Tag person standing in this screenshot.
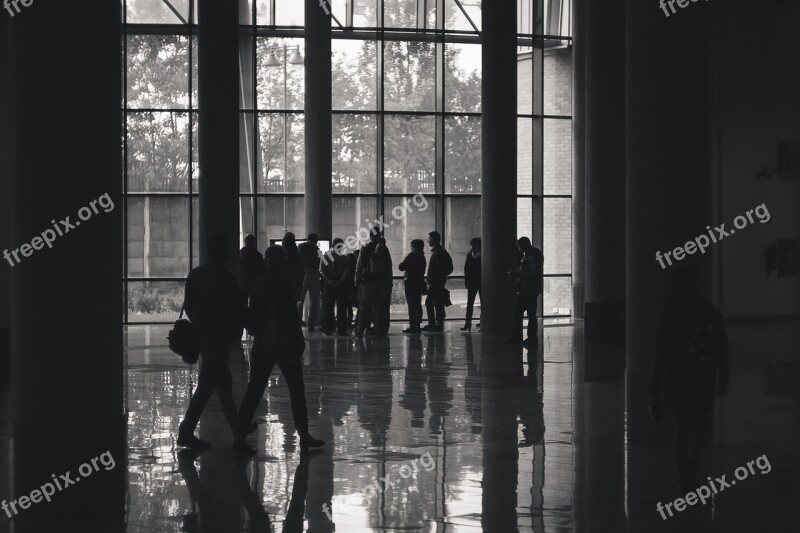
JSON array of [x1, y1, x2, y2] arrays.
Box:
[[178, 233, 242, 449], [234, 245, 325, 454], [372, 242, 392, 338], [240, 234, 265, 316], [507, 237, 543, 344], [282, 232, 305, 319], [353, 233, 381, 338], [462, 237, 482, 331], [423, 231, 453, 332], [399, 239, 426, 333], [319, 238, 349, 335], [298, 233, 322, 331]]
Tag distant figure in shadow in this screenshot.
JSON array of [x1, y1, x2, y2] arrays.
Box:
[[240, 234, 266, 317], [298, 234, 322, 331], [319, 238, 350, 336], [374, 241, 393, 338], [178, 233, 242, 449], [462, 237, 482, 331], [282, 232, 305, 320], [399, 239, 427, 333], [353, 232, 381, 339], [234, 245, 325, 454], [423, 231, 454, 332], [649, 265, 729, 492], [507, 237, 543, 345]]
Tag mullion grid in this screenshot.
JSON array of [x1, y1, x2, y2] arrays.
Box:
[[123, 1, 197, 324]]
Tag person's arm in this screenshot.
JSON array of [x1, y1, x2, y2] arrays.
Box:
[[319, 260, 333, 285], [399, 254, 409, 272]]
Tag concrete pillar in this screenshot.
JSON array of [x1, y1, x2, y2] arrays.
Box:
[[0, 15, 11, 382], [198, 0, 240, 263], [626, 0, 715, 528], [481, 2, 518, 336], [571, 0, 585, 320], [583, 0, 626, 342], [305, 0, 333, 241], [8, 1, 125, 528]]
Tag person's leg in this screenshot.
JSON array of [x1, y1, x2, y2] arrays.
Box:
[[672, 404, 694, 490], [373, 282, 388, 336], [525, 294, 539, 340], [211, 342, 239, 433], [181, 341, 220, 435], [321, 284, 334, 334], [235, 349, 275, 434], [465, 288, 477, 327], [510, 294, 524, 340], [279, 358, 325, 450], [414, 289, 423, 329], [299, 275, 310, 322], [424, 292, 436, 327], [356, 285, 373, 336], [405, 284, 417, 329], [308, 271, 321, 328], [335, 286, 349, 334]]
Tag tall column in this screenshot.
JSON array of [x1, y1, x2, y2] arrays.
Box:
[[626, 0, 714, 529], [0, 15, 11, 382], [8, 1, 124, 528], [198, 0, 240, 264], [571, 0, 585, 320], [583, 0, 626, 342], [305, 0, 333, 241], [481, 2, 517, 336]]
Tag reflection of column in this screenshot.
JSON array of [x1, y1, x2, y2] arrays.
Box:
[[305, 0, 333, 241], [480, 2, 517, 335], [198, 0, 239, 265], [8, 2, 125, 528], [571, 0, 585, 319]]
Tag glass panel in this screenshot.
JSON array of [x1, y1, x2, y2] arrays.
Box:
[[127, 35, 189, 109], [191, 113, 199, 185], [127, 197, 190, 278], [517, 197, 533, 240], [256, 0, 271, 25], [384, 115, 436, 194], [240, 112, 256, 193], [332, 40, 378, 111], [257, 197, 306, 249], [445, 197, 480, 276], [543, 197, 571, 275], [192, 197, 199, 268], [333, 114, 378, 193], [383, 41, 436, 112], [383, 0, 435, 29], [239, 34, 255, 110], [543, 118, 572, 195], [445, 116, 481, 194], [191, 36, 198, 108], [275, 0, 304, 26], [517, 43, 534, 115], [240, 0, 253, 25], [257, 38, 305, 111], [445, 0, 481, 32], [544, 49, 572, 116], [257, 113, 305, 193], [127, 281, 185, 323], [517, 117, 533, 195], [332, 197, 379, 245], [331, 0, 379, 27], [445, 43, 481, 113], [543, 276, 572, 316], [383, 196, 436, 270], [240, 196, 256, 244], [127, 112, 190, 193], [126, 0, 189, 24]]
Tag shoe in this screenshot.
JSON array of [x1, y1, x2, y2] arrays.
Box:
[[232, 437, 257, 455], [460, 324, 471, 331], [402, 327, 420, 333], [422, 324, 436, 331], [177, 433, 211, 450], [299, 434, 326, 452]]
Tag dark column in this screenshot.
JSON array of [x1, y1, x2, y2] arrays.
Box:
[[571, 0, 585, 320], [626, 0, 714, 529], [8, 1, 124, 528], [0, 15, 11, 382], [198, 0, 240, 264], [305, 0, 333, 241], [583, 0, 626, 342], [481, 3, 517, 336]]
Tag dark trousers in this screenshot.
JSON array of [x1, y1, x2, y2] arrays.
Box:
[[357, 281, 388, 336], [182, 338, 238, 433], [425, 285, 446, 326], [405, 283, 424, 328], [236, 349, 309, 436], [672, 405, 714, 488], [465, 287, 481, 325], [322, 283, 348, 334], [513, 293, 539, 340]]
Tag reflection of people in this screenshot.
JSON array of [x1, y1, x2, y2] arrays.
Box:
[[462, 237, 482, 331], [423, 231, 453, 332], [234, 245, 324, 454], [649, 265, 729, 492], [178, 233, 241, 449], [298, 233, 322, 331], [507, 237, 543, 345], [400, 239, 426, 333]]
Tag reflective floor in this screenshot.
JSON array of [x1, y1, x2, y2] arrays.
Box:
[[2, 321, 798, 532]]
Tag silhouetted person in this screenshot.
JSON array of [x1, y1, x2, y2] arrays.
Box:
[[343, 251, 358, 331], [649, 265, 729, 492], [423, 231, 453, 332], [240, 234, 265, 288], [508, 237, 543, 345], [178, 233, 241, 449], [282, 232, 305, 319], [399, 239, 427, 333], [298, 233, 322, 331], [374, 241, 393, 337], [462, 237, 482, 331], [233, 245, 324, 454], [320, 238, 349, 335], [353, 232, 382, 338]]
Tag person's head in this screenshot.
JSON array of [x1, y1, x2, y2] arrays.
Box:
[[243, 234, 257, 249], [207, 232, 233, 264], [469, 237, 481, 253], [428, 231, 441, 247], [282, 232, 299, 255], [411, 239, 425, 252], [517, 236, 533, 253], [672, 264, 699, 292], [264, 244, 287, 272], [332, 237, 344, 248], [375, 243, 387, 257], [307, 233, 319, 245], [370, 231, 382, 243]]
